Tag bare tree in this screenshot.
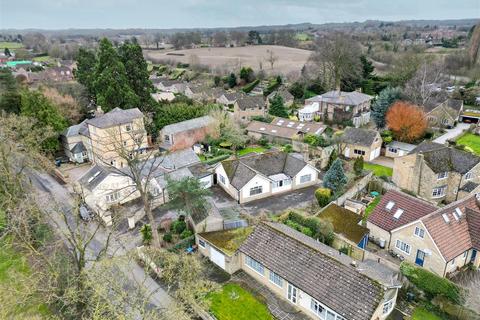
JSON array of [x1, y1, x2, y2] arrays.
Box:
[[403, 58, 447, 107], [307, 33, 362, 90], [265, 49, 278, 70], [212, 32, 228, 47]]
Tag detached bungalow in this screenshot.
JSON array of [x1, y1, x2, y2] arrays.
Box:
[[342, 127, 382, 161], [215, 151, 320, 203], [197, 222, 400, 320]]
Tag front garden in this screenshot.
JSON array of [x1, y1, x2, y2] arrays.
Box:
[[207, 283, 272, 320]]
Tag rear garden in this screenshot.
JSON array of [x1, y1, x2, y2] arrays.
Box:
[[456, 132, 480, 155], [364, 163, 393, 177]]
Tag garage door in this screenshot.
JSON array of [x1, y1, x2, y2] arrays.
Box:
[[210, 247, 226, 270]]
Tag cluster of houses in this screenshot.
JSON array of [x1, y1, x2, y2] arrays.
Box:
[[3, 59, 76, 84], [55, 73, 480, 320]]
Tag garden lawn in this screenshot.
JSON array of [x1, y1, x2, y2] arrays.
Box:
[[237, 146, 267, 156], [32, 56, 57, 63], [0, 41, 24, 49], [411, 307, 442, 320], [456, 133, 480, 155], [208, 283, 272, 320], [364, 163, 393, 177], [363, 195, 382, 222]]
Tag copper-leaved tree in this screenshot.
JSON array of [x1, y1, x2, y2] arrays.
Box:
[[386, 101, 427, 143]]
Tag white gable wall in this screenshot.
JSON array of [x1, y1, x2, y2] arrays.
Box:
[[240, 175, 271, 202], [294, 164, 318, 187]]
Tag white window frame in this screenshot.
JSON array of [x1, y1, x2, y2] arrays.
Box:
[[353, 149, 366, 156], [106, 191, 120, 203], [432, 186, 446, 198], [437, 172, 448, 180], [249, 185, 263, 196], [269, 271, 283, 288], [395, 239, 411, 255], [198, 239, 206, 248], [388, 147, 398, 153], [414, 226, 425, 239], [218, 174, 225, 185], [245, 256, 264, 276], [383, 300, 394, 315], [300, 174, 312, 184], [465, 172, 472, 180]]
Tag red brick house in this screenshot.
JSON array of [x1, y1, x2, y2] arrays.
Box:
[[159, 116, 215, 151]]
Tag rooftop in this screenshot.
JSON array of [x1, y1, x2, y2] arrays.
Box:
[[343, 127, 380, 147], [306, 90, 372, 106], [199, 227, 253, 256], [161, 115, 213, 135], [86, 107, 144, 129]]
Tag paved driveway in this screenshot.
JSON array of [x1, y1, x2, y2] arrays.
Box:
[[433, 123, 470, 144], [210, 185, 320, 217]]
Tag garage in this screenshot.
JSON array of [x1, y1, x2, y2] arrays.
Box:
[[210, 246, 226, 270]]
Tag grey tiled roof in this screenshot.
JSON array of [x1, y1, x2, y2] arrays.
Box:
[[387, 141, 416, 152], [78, 165, 113, 191], [70, 142, 86, 154], [221, 151, 309, 190], [63, 120, 89, 137], [86, 108, 144, 129], [239, 222, 384, 320], [161, 116, 213, 135], [235, 95, 265, 110], [411, 142, 480, 174], [343, 127, 380, 147], [306, 90, 372, 106], [267, 89, 294, 101]]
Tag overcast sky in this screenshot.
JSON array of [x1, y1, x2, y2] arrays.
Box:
[[1, 0, 479, 30]]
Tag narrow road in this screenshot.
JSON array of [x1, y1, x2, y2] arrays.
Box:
[[433, 123, 470, 144], [27, 169, 174, 311]]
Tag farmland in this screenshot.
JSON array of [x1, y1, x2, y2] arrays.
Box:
[[145, 45, 312, 75]]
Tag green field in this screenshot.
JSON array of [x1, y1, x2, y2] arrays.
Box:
[[412, 307, 442, 320], [208, 283, 272, 320], [32, 56, 57, 63], [364, 163, 393, 177], [295, 33, 313, 41], [0, 41, 24, 49], [456, 133, 480, 155]]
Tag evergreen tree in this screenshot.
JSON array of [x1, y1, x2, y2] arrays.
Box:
[[4, 47, 11, 57], [166, 176, 212, 218], [353, 156, 364, 176], [268, 95, 288, 118], [93, 38, 139, 112], [326, 149, 337, 170], [74, 48, 97, 98], [0, 68, 22, 114], [118, 40, 155, 112], [228, 73, 237, 88], [323, 158, 347, 194], [239, 67, 254, 83], [371, 86, 402, 128]]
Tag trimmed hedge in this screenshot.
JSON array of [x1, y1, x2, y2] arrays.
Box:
[[242, 79, 260, 93], [204, 154, 230, 165], [284, 211, 334, 245], [400, 262, 464, 304], [315, 188, 331, 207]]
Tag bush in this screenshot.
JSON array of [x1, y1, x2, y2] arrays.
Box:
[[180, 229, 193, 239], [163, 233, 173, 243], [315, 188, 331, 207], [171, 220, 187, 234], [282, 144, 293, 153], [285, 211, 334, 245], [400, 262, 464, 304], [258, 138, 269, 147], [140, 224, 153, 245], [242, 79, 260, 93], [353, 156, 364, 176]]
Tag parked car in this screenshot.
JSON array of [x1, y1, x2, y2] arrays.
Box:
[[55, 156, 69, 167], [79, 204, 93, 222]]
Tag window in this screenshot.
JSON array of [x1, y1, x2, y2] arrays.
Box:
[[441, 118, 449, 125], [245, 256, 264, 275], [414, 227, 425, 238], [218, 174, 225, 184], [432, 186, 446, 198], [249, 186, 263, 196], [465, 172, 473, 180], [463, 251, 468, 258], [123, 141, 127, 147], [451, 258, 456, 266], [310, 299, 324, 317], [383, 300, 394, 314], [164, 135, 170, 142], [151, 187, 161, 197], [269, 271, 283, 287], [125, 124, 132, 132], [284, 179, 292, 186], [300, 174, 312, 184], [354, 149, 366, 156], [437, 172, 448, 180], [198, 239, 206, 248], [105, 192, 120, 203], [395, 239, 411, 255], [388, 147, 398, 153]]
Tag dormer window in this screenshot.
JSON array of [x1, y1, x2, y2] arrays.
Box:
[[437, 172, 448, 180]]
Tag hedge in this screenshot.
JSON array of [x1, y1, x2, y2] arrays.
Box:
[[242, 79, 260, 93], [400, 262, 464, 304], [204, 154, 230, 165]]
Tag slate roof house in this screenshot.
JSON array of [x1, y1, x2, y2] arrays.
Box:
[[341, 127, 382, 161], [216, 92, 244, 108], [367, 190, 438, 249], [215, 151, 320, 203], [152, 79, 186, 93], [388, 193, 480, 277], [266, 89, 294, 108], [233, 95, 266, 123], [197, 222, 400, 320], [76, 149, 212, 226], [303, 91, 372, 127], [159, 116, 215, 151], [393, 142, 480, 203], [246, 117, 325, 144], [424, 99, 464, 128]]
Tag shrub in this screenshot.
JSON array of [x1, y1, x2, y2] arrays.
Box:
[[180, 229, 193, 239], [353, 156, 364, 176], [163, 232, 173, 243], [339, 246, 349, 255], [400, 262, 464, 304], [171, 220, 187, 234], [242, 79, 260, 93], [140, 224, 153, 245], [282, 144, 293, 153], [258, 138, 269, 147], [315, 188, 331, 207]]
